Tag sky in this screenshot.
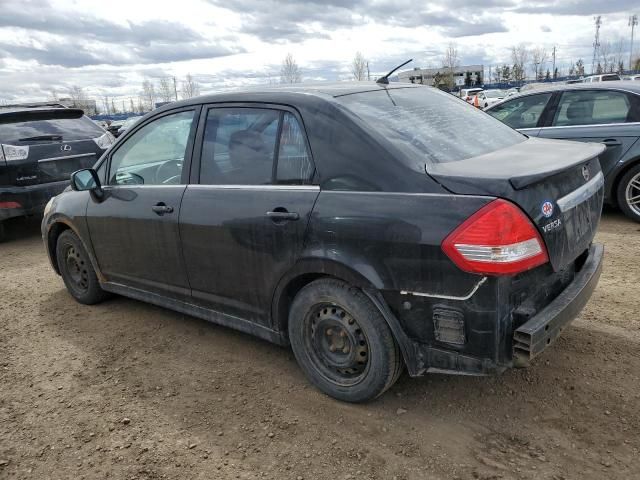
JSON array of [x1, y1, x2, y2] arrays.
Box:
[[0, 0, 638, 104]]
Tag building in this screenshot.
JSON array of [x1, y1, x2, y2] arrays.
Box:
[[398, 65, 484, 88]]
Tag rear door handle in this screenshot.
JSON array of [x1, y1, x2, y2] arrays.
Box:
[[152, 203, 174, 215], [602, 139, 622, 146], [266, 210, 299, 221]]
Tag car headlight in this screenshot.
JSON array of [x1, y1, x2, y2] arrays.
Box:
[[92, 132, 115, 150]]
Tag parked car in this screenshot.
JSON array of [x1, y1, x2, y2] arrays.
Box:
[[622, 75, 640, 81], [0, 105, 114, 240], [107, 120, 125, 137], [475, 89, 506, 109], [43, 83, 604, 402], [583, 74, 621, 82], [506, 87, 520, 97], [94, 120, 110, 130], [459, 87, 483, 103], [566, 78, 584, 84], [117, 116, 142, 136], [485, 81, 640, 221]]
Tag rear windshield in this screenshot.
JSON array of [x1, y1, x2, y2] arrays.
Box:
[[337, 87, 525, 165], [0, 115, 103, 144]]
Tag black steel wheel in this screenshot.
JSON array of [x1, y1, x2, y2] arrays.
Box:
[[56, 230, 109, 305], [289, 278, 402, 403]]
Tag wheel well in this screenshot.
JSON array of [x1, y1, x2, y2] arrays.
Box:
[[47, 222, 71, 274], [611, 158, 640, 207], [274, 273, 332, 338]]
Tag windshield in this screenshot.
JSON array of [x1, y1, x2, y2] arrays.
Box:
[[0, 115, 103, 143], [337, 87, 525, 165], [485, 90, 505, 98]]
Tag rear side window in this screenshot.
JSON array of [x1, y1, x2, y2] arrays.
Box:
[[486, 93, 552, 129], [0, 115, 103, 143], [338, 87, 525, 165], [553, 90, 631, 126], [199, 108, 314, 185]]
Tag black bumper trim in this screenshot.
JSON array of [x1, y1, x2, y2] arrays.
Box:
[[513, 244, 604, 367], [0, 180, 69, 220]]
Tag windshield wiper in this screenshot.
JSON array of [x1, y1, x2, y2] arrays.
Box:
[[18, 134, 63, 142]]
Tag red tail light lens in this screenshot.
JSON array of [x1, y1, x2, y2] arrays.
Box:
[[442, 199, 549, 275]]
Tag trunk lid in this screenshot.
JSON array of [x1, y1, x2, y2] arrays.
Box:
[[427, 137, 605, 271]]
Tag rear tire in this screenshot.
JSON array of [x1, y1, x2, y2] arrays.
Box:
[[288, 278, 402, 403], [56, 230, 109, 305], [616, 164, 640, 223], [0, 221, 5, 242]]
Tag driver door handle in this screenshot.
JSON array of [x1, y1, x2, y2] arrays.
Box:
[[266, 209, 299, 221], [152, 202, 174, 215]]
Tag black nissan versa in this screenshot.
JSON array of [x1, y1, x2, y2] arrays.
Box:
[[42, 82, 605, 402], [0, 105, 114, 240]]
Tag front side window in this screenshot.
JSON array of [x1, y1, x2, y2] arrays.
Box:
[[200, 108, 314, 185], [553, 90, 631, 126], [485, 93, 552, 129], [108, 110, 194, 185]]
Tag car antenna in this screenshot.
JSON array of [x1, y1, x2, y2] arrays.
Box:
[[376, 59, 413, 85]]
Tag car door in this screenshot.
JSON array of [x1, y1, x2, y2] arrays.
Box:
[[179, 105, 319, 326], [536, 89, 640, 176], [86, 107, 199, 300], [484, 92, 554, 137]]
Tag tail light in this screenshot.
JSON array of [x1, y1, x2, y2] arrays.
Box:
[[442, 199, 549, 275]]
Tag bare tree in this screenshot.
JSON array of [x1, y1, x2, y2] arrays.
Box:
[[280, 53, 302, 83], [511, 44, 528, 83], [158, 77, 174, 102], [530, 47, 547, 81], [181, 74, 200, 99], [351, 52, 368, 81], [442, 43, 459, 89], [599, 40, 611, 72], [111, 98, 117, 114], [49, 90, 59, 101], [142, 80, 156, 110], [612, 38, 626, 73], [102, 96, 110, 115], [68, 85, 86, 107], [129, 98, 135, 113]]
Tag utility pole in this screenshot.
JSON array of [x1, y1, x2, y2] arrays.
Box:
[[173, 76, 178, 101], [630, 15, 638, 73], [552, 46, 556, 79], [592, 16, 602, 75], [366, 61, 370, 81]]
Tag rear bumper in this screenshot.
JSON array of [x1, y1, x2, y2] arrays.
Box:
[[512, 243, 604, 367], [0, 180, 69, 221]]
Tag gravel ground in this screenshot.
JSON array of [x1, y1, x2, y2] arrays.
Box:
[[1, 208, 639, 480]]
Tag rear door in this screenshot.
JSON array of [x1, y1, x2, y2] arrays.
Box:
[[485, 92, 554, 137], [86, 108, 198, 300], [0, 109, 108, 187], [537, 89, 640, 176], [179, 105, 319, 326]]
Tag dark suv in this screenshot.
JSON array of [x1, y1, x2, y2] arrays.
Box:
[[43, 83, 604, 402], [0, 105, 114, 239]]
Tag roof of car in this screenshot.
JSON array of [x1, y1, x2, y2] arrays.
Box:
[[507, 80, 640, 97], [158, 81, 423, 112]]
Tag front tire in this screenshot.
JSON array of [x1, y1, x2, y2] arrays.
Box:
[[288, 279, 402, 403], [56, 230, 109, 305], [616, 164, 640, 222]]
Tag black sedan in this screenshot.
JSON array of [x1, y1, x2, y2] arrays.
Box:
[[42, 83, 604, 402]]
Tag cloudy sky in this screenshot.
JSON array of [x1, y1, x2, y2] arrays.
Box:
[[0, 0, 638, 104]]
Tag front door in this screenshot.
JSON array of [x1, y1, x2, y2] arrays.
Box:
[[179, 106, 319, 326], [537, 89, 640, 176], [86, 108, 198, 300]]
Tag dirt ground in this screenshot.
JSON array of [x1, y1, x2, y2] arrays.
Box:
[[1, 209, 639, 480]]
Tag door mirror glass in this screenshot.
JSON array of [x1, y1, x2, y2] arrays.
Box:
[[71, 168, 101, 192]]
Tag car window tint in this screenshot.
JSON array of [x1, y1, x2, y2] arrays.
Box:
[[276, 112, 314, 184], [200, 108, 279, 185], [553, 90, 631, 126], [485, 93, 552, 129], [0, 116, 104, 144], [108, 110, 194, 186], [339, 88, 525, 165]]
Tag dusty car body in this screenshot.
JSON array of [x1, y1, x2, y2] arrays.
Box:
[[42, 83, 604, 402]]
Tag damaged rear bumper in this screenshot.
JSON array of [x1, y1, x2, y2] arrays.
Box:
[[512, 243, 604, 367]]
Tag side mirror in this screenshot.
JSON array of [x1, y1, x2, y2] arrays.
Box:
[[70, 169, 103, 197]]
